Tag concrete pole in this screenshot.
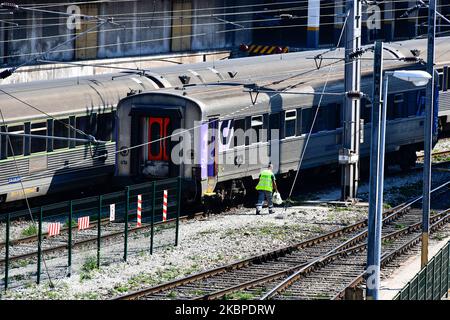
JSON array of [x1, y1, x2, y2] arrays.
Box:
[[366, 41, 385, 300], [307, 0, 320, 48], [341, 0, 362, 201], [422, 0, 437, 269]]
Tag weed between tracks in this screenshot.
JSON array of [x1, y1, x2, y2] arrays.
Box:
[[80, 256, 98, 281], [21, 224, 37, 237]]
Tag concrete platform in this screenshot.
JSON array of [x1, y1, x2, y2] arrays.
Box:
[[380, 235, 450, 300]]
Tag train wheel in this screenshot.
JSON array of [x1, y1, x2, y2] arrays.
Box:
[[399, 147, 417, 172]]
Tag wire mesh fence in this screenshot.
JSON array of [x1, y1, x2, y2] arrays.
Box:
[[394, 240, 450, 300], [0, 177, 181, 290]]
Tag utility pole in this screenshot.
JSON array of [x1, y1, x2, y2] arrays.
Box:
[[366, 41, 384, 300], [422, 0, 436, 268], [341, 0, 362, 201]]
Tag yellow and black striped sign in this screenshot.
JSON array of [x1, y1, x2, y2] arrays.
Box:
[[246, 44, 289, 55]]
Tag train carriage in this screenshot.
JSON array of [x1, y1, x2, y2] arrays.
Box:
[[115, 40, 448, 203]]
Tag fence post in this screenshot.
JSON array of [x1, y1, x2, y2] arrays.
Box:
[[175, 177, 181, 246], [123, 187, 129, 262], [4, 213, 10, 290], [150, 182, 155, 255], [68, 201, 73, 277], [97, 195, 102, 268], [37, 208, 43, 284]]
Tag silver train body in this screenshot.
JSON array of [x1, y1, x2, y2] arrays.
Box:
[[0, 52, 339, 204], [2, 37, 450, 204], [115, 37, 450, 202]]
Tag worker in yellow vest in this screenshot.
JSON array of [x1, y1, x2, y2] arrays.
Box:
[[255, 163, 278, 215]]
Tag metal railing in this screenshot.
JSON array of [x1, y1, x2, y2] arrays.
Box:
[[394, 240, 450, 300], [1, 177, 182, 290]]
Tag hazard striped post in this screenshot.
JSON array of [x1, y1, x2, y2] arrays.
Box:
[[137, 194, 142, 227], [162, 190, 168, 222], [78, 216, 90, 230]]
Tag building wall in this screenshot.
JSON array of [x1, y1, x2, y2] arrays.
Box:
[[0, 0, 250, 67], [0, 0, 447, 68]]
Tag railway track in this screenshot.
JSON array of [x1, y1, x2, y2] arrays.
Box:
[[0, 211, 204, 267], [114, 181, 450, 300], [417, 150, 450, 162]]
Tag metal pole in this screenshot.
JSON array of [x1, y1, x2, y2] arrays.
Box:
[[124, 187, 129, 261], [151, 182, 155, 255], [175, 177, 181, 246], [68, 201, 73, 277], [97, 195, 102, 268], [37, 208, 43, 284], [422, 0, 436, 269], [4, 213, 10, 290], [366, 41, 384, 300], [341, 0, 362, 201]]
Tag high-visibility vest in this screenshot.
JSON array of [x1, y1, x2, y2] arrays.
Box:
[[256, 170, 274, 192]]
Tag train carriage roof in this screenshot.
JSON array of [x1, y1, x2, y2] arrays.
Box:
[[120, 36, 450, 118]]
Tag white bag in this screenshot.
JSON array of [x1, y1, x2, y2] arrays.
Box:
[[272, 192, 283, 205]]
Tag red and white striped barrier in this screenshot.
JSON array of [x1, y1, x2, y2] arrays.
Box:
[[137, 194, 142, 227], [78, 216, 90, 231], [163, 190, 168, 222], [47, 222, 61, 237]]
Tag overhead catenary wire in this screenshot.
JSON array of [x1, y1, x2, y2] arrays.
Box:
[[282, 8, 351, 211]]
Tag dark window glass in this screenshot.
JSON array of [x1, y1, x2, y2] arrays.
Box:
[[220, 120, 234, 146], [251, 115, 263, 143], [285, 110, 296, 137], [302, 108, 313, 134], [394, 94, 404, 119], [233, 119, 245, 147], [150, 121, 161, 157], [76, 115, 95, 146], [54, 119, 69, 150], [7, 125, 24, 157], [30, 122, 47, 154], [97, 113, 113, 142]]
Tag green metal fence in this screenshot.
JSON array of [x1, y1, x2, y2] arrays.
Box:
[[394, 240, 450, 300], [0, 177, 182, 290]]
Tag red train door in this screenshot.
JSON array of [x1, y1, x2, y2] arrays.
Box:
[[142, 116, 171, 177]]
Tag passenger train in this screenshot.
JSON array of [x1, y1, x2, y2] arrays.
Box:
[[1, 37, 449, 205], [115, 37, 450, 204]]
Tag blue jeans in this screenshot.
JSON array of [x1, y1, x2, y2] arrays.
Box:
[[256, 190, 273, 213]]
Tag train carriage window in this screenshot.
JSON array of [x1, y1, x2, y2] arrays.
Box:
[[76, 115, 96, 146], [54, 119, 69, 150], [362, 99, 372, 123], [30, 122, 47, 154], [285, 110, 297, 138], [251, 115, 263, 144], [7, 125, 24, 157], [302, 108, 313, 134], [150, 119, 162, 159], [394, 94, 404, 119], [220, 119, 234, 146], [97, 113, 113, 142], [233, 118, 245, 147]]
